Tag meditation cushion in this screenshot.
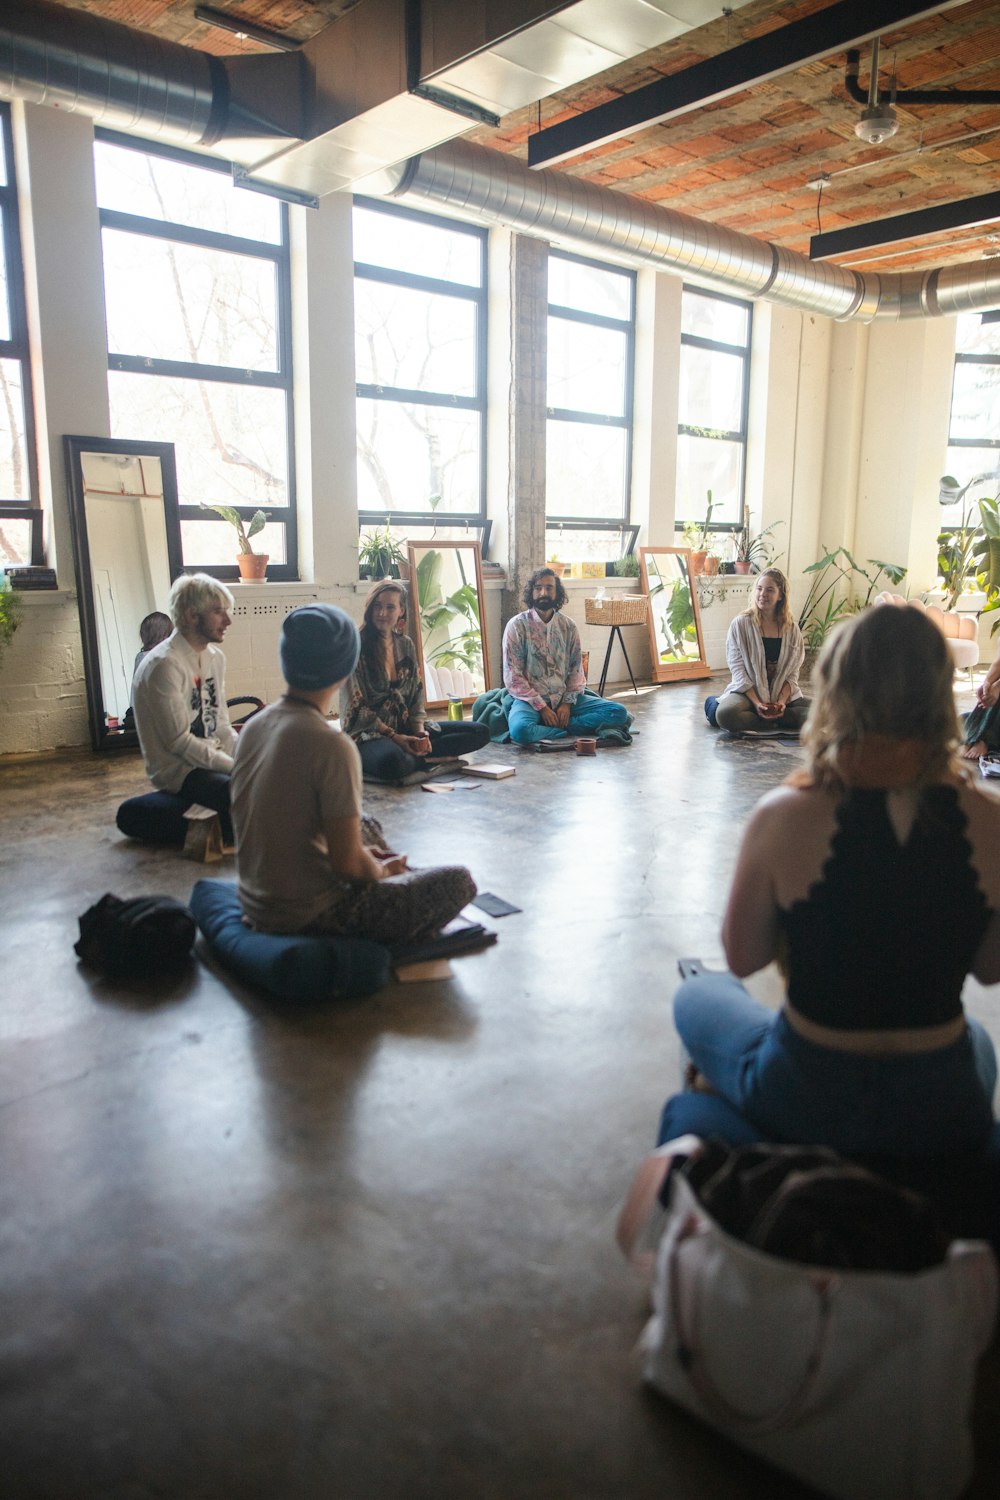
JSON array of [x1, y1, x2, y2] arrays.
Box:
[[116, 791, 189, 846], [189, 878, 391, 1001]]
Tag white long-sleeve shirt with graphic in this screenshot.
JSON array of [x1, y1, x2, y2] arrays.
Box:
[[132, 630, 236, 792]]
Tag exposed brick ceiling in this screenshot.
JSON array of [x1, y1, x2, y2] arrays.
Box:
[[55, 0, 1000, 273]]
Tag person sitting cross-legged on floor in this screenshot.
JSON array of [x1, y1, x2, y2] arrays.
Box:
[[232, 604, 476, 947], [502, 567, 630, 745], [339, 580, 489, 783], [960, 637, 1000, 761], [707, 568, 810, 736], [131, 573, 237, 842], [672, 604, 1000, 1163]]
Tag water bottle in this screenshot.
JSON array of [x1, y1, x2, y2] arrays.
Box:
[[447, 697, 463, 722]]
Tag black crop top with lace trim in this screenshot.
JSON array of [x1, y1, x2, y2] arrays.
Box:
[[777, 785, 992, 1030]]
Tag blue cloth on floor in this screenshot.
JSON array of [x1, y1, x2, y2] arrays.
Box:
[[473, 686, 634, 743], [189, 879, 391, 1001]]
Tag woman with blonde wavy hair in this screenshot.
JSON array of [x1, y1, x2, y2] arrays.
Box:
[[669, 603, 1000, 1159], [708, 567, 810, 736]]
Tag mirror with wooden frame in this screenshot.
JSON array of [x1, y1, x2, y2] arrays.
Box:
[[406, 540, 490, 708], [65, 436, 182, 751], [639, 547, 711, 682]]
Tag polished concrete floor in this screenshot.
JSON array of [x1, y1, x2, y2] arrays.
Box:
[[3, 678, 1000, 1500]]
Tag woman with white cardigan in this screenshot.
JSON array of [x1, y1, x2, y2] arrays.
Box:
[[710, 569, 810, 735]]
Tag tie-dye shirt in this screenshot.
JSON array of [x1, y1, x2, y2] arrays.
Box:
[[502, 609, 586, 711]]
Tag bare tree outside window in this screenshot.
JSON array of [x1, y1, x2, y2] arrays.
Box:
[[95, 135, 295, 576]]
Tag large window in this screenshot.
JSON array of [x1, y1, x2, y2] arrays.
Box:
[[95, 131, 296, 579], [941, 312, 1000, 528], [353, 199, 487, 549], [546, 250, 635, 562], [676, 286, 751, 532], [0, 102, 40, 567]]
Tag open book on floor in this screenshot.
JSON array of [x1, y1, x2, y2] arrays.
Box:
[[391, 912, 498, 966], [979, 756, 1000, 779]]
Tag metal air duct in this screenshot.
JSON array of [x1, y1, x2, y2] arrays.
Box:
[[370, 139, 1000, 323]]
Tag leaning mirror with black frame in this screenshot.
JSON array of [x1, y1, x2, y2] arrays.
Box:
[[65, 436, 182, 751], [405, 540, 490, 707], [639, 546, 711, 682]]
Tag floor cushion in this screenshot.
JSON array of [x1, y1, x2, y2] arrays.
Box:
[[189, 878, 391, 1001], [116, 791, 189, 846]]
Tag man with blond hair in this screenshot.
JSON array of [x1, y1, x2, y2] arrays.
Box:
[[131, 572, 237, 841]]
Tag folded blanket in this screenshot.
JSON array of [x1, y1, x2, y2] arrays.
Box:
[[472, 687, 634, 742]]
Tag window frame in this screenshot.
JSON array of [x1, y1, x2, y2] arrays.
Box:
[[95, 128, 297, 581], [545, 247, 636, 548], [353, 196, 488, 542], [0, 101, 42, 562], [946, 320, 1000, 477], [675, 284, 752, 534]]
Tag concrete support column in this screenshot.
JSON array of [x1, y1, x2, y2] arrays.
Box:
[[290, 189, 359, 589], [14, 103, 109, 577], [632, 269, 681, 545], [503, 233, 548, 628]]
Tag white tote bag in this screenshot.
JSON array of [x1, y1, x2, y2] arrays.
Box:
[[641, 1169, 998, 1500]]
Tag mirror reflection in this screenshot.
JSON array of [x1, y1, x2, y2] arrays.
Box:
[[406, 541, 490, 706], [65, 436, 181, 750], [639, 547, 711, 682]]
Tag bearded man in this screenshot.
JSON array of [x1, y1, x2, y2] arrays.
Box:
[[501, 567, 630, 745]]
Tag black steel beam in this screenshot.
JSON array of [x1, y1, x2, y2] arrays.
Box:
[[527, 0, 964, 169], [810, 188, 1000, 259]]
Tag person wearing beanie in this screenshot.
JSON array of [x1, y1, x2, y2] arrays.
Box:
[[340, 580, 490, 784], [231, 604, 476, 945]]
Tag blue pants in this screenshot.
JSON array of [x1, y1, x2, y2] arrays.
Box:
[[672, 972, 997, 1158], [507, 695, 629, 745]]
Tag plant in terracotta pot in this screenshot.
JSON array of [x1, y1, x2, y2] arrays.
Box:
[[682, 491, 716, 575], [200, 503, 269, 580]]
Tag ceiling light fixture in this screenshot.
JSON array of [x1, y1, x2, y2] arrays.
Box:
[[854, 37, 898, 145]]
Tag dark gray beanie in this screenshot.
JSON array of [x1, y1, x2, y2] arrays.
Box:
[[280, 604, 360, 690]]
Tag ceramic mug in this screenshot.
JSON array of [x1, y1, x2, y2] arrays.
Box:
[[575, 737, 597, 756]]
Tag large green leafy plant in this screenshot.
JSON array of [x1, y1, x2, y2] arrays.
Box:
[[797, 547, 907, 651], [200, 503, 267, 554], [936, 480, 1000, 617], [415, 549, 483, 674], [0, 584, 22, 667]]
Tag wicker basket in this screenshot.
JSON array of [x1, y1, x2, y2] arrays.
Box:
[[584, 595, 649, 626]]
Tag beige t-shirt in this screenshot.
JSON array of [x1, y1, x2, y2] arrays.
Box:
[[231, 695, 362, 932]]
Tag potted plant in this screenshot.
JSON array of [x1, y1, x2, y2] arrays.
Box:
[[682, 490, 717, 575], [0, 578, 22, 669], [612, 553, 640, 578], [358, 523, 407, 580], [200, 503, 269, 581], [731, 513, 784, 575], [797, 546, 907, 653], [936, 475, 1000, 614]]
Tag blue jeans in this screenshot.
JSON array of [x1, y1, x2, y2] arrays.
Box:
[[672, 973, 997, 1158], [507, 695, 629, 744]]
